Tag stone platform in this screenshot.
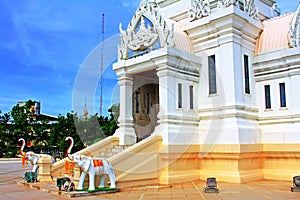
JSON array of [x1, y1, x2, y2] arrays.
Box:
[[3, 159, 300, 199], [17, 180, 119, 198]]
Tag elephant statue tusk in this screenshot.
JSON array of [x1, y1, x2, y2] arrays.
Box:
[[65, 136, 74, 161]]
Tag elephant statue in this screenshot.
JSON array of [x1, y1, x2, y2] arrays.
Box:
[[18, 138, 55, 173], [65, 136, 116, 191]]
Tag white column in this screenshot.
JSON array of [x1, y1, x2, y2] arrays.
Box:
[[113, 74, 136, 145], [153, 65, 180, 144]]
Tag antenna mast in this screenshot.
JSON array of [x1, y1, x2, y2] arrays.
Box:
[[100, 13, 104, 116]]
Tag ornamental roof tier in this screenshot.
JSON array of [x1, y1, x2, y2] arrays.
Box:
[[164, 17, 194, 53], [256, 12, 296, 54]]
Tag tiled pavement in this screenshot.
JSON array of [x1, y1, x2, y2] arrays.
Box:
[[1, 159, 300, 200], [96, 181, 300, 200]]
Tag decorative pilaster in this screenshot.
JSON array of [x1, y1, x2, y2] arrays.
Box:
[[153, 64, 177, 144], [153, 55, 200, 145], [113, 75, 136, 145]]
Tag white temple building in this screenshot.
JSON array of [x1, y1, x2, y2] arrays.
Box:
[[111, 0, 300, 184], [52, 0, 300, 187]]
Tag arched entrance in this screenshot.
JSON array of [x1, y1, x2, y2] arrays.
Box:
[[132, 70, 159, 142]]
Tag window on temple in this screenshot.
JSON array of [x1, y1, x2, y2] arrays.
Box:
[[135, 92, 140, 113], [279, 83, 286, 108], [189, 85, 194, 109], [264, 85, 271, 109], [178, 83, 182, 109], [208, 55, 217, 95], [244, 54, 250, 94]]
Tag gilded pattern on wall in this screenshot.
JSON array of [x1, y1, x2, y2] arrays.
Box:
[[118, 0, 174, 60]]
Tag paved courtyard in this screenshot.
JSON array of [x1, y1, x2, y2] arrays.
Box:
[[1, 159, 300, 200]]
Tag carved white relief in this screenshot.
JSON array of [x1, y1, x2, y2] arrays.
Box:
[[244, 0, 258, 19], [118, 0, 174, 60], [218, 0, 258, 20], [127, 16, 159, 51], [290, 4, 300, 48], [189, 0, 211, 21], [217, 0, 238, 8]]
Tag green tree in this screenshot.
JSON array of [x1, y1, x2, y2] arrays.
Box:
[[76, 114, 105, 146], [10, 100, 51, 155], [1, 100, 120, 158], [92, 104, 119, 139], [0, 110, 11, 157], [49, 112, 84, 157]]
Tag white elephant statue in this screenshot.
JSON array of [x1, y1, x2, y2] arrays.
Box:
[[65, 136, 116, 191], [18, 138, 55, 173]]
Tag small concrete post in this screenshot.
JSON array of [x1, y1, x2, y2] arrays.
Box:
[[37, 155, 53, 182]]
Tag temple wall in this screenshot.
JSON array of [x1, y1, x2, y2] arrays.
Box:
[[105, 136, 300, 187], [107, 0, 300, 188]]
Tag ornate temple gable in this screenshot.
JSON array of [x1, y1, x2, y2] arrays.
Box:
[[290, 4, 300, 48], [189, 0, 211, 21], [127, 16, 159, 51], [118, 0, 175, 60], [217, 0, 258, 20]]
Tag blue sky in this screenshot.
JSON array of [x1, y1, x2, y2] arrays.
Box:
[[0, 0, 298, 117]]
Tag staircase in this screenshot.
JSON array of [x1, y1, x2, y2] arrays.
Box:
[[58, 145, 131, 178], [51, 135, 164, 189], [99, 145, 132, 158]]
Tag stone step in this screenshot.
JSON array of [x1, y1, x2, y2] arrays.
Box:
[[98, 145, 131, 158]]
